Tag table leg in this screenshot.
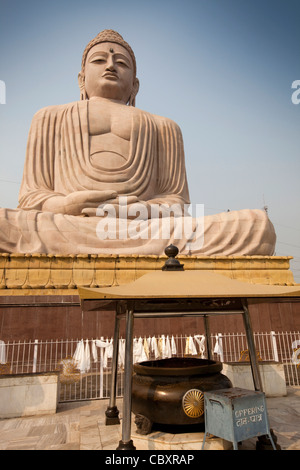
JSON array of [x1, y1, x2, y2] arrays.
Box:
[[201, 432, 208, 450], [117, 309, 136, 450], [203, 315, 213, 360], [105, 313, 121, 425], [242, 300, 263, 392]]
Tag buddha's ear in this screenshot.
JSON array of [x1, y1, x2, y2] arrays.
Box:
[[78, 71, 87, 100], [129, 77, 140, 106]]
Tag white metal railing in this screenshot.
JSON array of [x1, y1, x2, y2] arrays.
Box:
[[0, 331, 299, 402]]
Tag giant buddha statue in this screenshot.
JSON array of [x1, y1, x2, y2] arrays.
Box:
[[0, 30, 276, 255]]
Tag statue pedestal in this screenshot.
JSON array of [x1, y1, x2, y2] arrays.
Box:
[[0, 253, 295, 295], [0, 253, 297, 341]]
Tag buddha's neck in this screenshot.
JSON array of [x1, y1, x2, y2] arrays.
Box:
[[89, 96, 128, 106]]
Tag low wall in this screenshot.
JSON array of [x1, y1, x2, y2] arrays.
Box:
[[222, 362, 287, 397], [0, 371, 59, 418], [0, 295, 300, 341]]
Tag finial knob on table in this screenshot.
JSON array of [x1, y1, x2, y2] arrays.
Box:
[[162, 244, 184, 271]]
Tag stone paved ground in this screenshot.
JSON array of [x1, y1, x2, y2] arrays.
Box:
[[0, 388, 299, 450]]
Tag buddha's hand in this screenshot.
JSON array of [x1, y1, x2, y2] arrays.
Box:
[[42, 190, 118, 216], [81, 197, 183, 219], [81, 196, 144, 218]]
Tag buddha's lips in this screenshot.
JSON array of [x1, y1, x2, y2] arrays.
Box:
[[102, 72, 118, 79]]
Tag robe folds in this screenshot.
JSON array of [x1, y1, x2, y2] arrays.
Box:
[[18, 100, 190, 211], [0, 100, 276, 255]]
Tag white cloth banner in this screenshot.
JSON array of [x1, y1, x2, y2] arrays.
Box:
[[171, 336, 177, 355], [133, 337, 148, 363], [194, 335, 206, 358], [150, 336, 160, 359], [118, 339, 125, 368], [73, 339, 91, 373], [91, 340, 98, 362], [165, 336, 172, 358], [72, 334, 208, 373], [95, 339, 113, 368], [213, 334, 224, 361], [84, 339, 91, 373], [160, 335, 172, 359], [143, 337, 150, 359], [185, 336, 198, 355]]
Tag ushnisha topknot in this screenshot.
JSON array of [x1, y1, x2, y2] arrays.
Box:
[[81, 29, 137, 76]]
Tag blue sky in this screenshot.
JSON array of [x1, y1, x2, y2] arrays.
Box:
[[0, 0, 299, 281]]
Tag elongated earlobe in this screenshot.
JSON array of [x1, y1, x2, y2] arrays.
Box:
[[129, 78, 140, 106], [78, 71, 88, 100]]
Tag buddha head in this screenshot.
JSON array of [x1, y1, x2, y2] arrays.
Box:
[[78, 29, 140, 106]]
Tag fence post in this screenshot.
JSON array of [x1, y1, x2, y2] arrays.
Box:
[[0, 340, 6, 364], [270, 331, 279, 362], [100, 336, 104, 399], [32, 339, 39, 373]]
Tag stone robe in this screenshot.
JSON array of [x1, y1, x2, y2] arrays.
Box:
[[0, 101, 276, 255]]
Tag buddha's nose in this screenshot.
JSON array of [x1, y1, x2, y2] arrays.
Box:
[[106, 56, 116, 71]]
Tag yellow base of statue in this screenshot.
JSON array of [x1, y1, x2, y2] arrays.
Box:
[[0, 253, 295, 296]]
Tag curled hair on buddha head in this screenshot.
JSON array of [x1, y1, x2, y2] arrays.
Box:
[[79, 29, 139, 106]]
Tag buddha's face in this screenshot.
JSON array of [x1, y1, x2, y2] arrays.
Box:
[[81, 42, 137, 103]]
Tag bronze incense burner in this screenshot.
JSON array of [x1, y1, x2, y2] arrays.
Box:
[[132, 357, 232, 434]]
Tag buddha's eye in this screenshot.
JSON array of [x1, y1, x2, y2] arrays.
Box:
[[116, 60, 128, 66], [90, 57, 106, 64]]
